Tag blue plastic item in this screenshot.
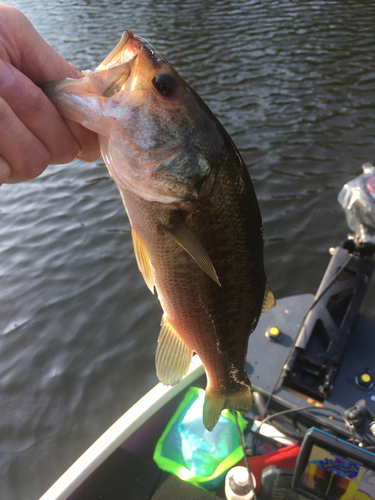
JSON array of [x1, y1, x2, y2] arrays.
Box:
[[153, 387, 248, 492]]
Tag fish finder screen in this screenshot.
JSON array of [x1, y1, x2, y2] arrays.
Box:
[[301, 444, 375, 500]]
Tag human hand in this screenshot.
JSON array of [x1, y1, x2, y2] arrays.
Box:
[[0, 4, 100, 184]]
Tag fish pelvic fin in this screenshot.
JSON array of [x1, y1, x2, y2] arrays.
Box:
[[161, 218, 221, 286], [261, 281, 276, 316], [203, 383, 253, 431], [132, 228, 155, 294], [155, 315, 193, 386]]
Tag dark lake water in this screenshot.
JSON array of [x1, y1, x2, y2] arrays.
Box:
[[1, 1, 374, 498]]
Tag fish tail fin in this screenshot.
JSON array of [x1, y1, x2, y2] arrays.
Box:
[[203, 383, 253, 431]]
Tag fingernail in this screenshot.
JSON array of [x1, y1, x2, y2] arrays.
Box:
[[0, 157, 11, 183], [0, 59, 14, 87]]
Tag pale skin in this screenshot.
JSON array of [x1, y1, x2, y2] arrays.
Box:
[[0, 4, 100, 184]]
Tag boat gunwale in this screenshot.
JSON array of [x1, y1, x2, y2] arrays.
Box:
[[39, 356, 204, 500]]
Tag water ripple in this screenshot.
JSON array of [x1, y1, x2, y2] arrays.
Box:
[[1, 0, 375, 498]]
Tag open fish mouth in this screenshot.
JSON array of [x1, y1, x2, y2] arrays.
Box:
[[97, 31, 143, 69], [80, 31, 144, 98], [43, 31, 143, 98]]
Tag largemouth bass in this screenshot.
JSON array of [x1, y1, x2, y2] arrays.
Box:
[[44, 31, 275, 431]]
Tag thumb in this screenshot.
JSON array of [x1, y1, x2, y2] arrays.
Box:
[[0, 5, 82, 85]]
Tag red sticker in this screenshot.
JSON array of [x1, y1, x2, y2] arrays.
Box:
[[367, 176, 375, 194]]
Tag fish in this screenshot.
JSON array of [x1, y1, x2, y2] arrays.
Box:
[[43, 31, 276, 431]]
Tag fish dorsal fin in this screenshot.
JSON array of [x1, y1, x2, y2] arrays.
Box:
[[261, 281, 276, 316], [161, 219, 221, 286], [155, 315, 193, 386], [131, 228, 155, 294]]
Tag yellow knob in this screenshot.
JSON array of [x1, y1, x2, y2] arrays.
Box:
[[361, 374, 371, 383], [358, 372, 372, 388], [266, 326, 281, 341]]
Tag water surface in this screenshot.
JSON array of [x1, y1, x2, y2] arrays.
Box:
[[1, 1, 374, 498]]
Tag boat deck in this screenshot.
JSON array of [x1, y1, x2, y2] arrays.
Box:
[[41, 292, 375, 500]]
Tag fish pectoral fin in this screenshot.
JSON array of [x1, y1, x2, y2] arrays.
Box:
[[203, 384, 253, 431], [131, 228, 155, 294], [155, 315, 193, 386], [261, 281, 276, 316], [161, 219, 221, 286]]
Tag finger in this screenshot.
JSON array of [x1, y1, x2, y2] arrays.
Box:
[[0, 156, 11, 184], [0, 95, 50, 183], [0, 59, 82, 165], [0, 7, 100, 164], [0, 59, 100, 164], [63, 119, 101, 163], [0, 5, 83, 84]]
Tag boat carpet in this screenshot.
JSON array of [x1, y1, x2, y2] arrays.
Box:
[[68, 447, 222, 500]]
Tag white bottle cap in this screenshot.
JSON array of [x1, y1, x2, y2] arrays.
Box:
[[225, 466, 256, 499], [233, 467, 250, 487]]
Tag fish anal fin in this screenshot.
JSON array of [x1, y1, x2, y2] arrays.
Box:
[[155, 315, 193, 386], [203, 384, 253, 431], [261, 281, 276, 316], [131, 228, 155, 294], [161, 219, 221, 286]]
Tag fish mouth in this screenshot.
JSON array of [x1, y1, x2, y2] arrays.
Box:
[[43, 31, 143, 98], [96, 31, 143, 70]]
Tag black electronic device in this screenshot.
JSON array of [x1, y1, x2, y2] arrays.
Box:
[[282, 165, 375, 403], [292, 428, 375, 500], [247, 166, 375, 441], [282, 240, 375, 403]]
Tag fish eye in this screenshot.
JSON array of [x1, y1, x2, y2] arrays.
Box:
[[152, 72, 177, 97]]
